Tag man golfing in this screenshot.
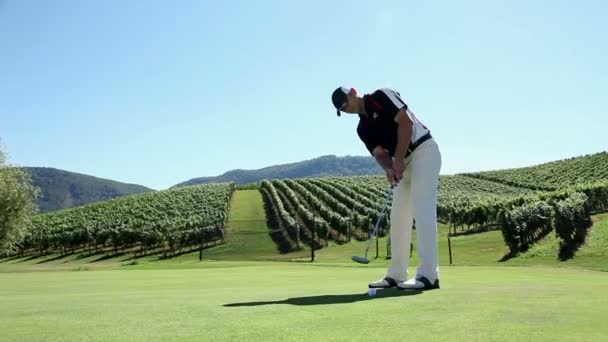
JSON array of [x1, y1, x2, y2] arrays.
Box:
[[331, 86, 442, 291]]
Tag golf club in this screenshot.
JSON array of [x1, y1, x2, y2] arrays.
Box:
[[351, 183, 397, 264]]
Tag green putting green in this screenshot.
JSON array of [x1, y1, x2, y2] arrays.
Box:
[[1, 264, 607, 341]]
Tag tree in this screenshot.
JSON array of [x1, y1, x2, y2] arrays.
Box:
[[0, 141, 39, 254]]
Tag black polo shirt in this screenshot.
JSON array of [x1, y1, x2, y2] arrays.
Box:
[[357, 88, 430, 157]]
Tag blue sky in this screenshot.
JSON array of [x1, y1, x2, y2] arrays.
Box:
[[1, 0, 606, 190]]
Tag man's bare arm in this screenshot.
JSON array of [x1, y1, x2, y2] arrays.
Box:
[[393, 108, 413, 162]]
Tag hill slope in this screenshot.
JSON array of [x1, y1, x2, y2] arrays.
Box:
[[23, 167, 154, 213], [173, 155, 382, 187], [9, 150, 606, 269], [173, 151, 608, 188], [202, 190, 282, 260]]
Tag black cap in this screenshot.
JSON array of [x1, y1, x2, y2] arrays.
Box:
[[331, 86, 350, 117]]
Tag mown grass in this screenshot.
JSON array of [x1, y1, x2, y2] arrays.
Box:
[[1, 264, 607, 341], [2, 191, 608, 341]]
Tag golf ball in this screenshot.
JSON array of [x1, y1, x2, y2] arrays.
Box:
[[368, 288, 377, 296]]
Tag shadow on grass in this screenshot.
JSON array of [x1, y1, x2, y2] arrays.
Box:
[[558, 222, 592, 261], [1, 255, 31, 263], [498, 251, 518, 262], [36, 253, 74, 264], [223, 288, 423, 307], [119, 253, 155, 262], [558, 240, 585, 261], [89, 252, 127, 263], [16, 254, 44, 263], [70, 252, 103, 261]]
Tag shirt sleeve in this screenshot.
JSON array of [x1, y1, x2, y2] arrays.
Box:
[[357, 124, 378, 156], [370, 88, 408, 120]]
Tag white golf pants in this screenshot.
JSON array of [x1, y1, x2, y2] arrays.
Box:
[[387, 138, 442, 282]]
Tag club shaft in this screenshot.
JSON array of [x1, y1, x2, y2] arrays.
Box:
[[364, 184, 395, 252]]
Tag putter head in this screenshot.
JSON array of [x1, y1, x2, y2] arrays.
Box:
[[351, 256, 370, 264]]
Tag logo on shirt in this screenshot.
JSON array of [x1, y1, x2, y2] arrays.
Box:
[[372, 113, 379, 120]]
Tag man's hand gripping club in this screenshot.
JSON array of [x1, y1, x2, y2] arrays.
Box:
[[372, 107, 414, 185]]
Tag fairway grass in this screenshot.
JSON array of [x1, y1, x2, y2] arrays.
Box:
[[1, 264, 607, 341], [201, 189, 280, 260], [2, 193, 608, 341]]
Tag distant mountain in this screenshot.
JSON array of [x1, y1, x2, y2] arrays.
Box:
[[23, 167, 154, 213], [173, 155, 383, 187]]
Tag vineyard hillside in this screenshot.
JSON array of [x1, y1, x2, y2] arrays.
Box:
[[461, 151, 608, 190], [260, 151, 608, 260], [4, 151, 607, 266], [8, 183, 235, 260]]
